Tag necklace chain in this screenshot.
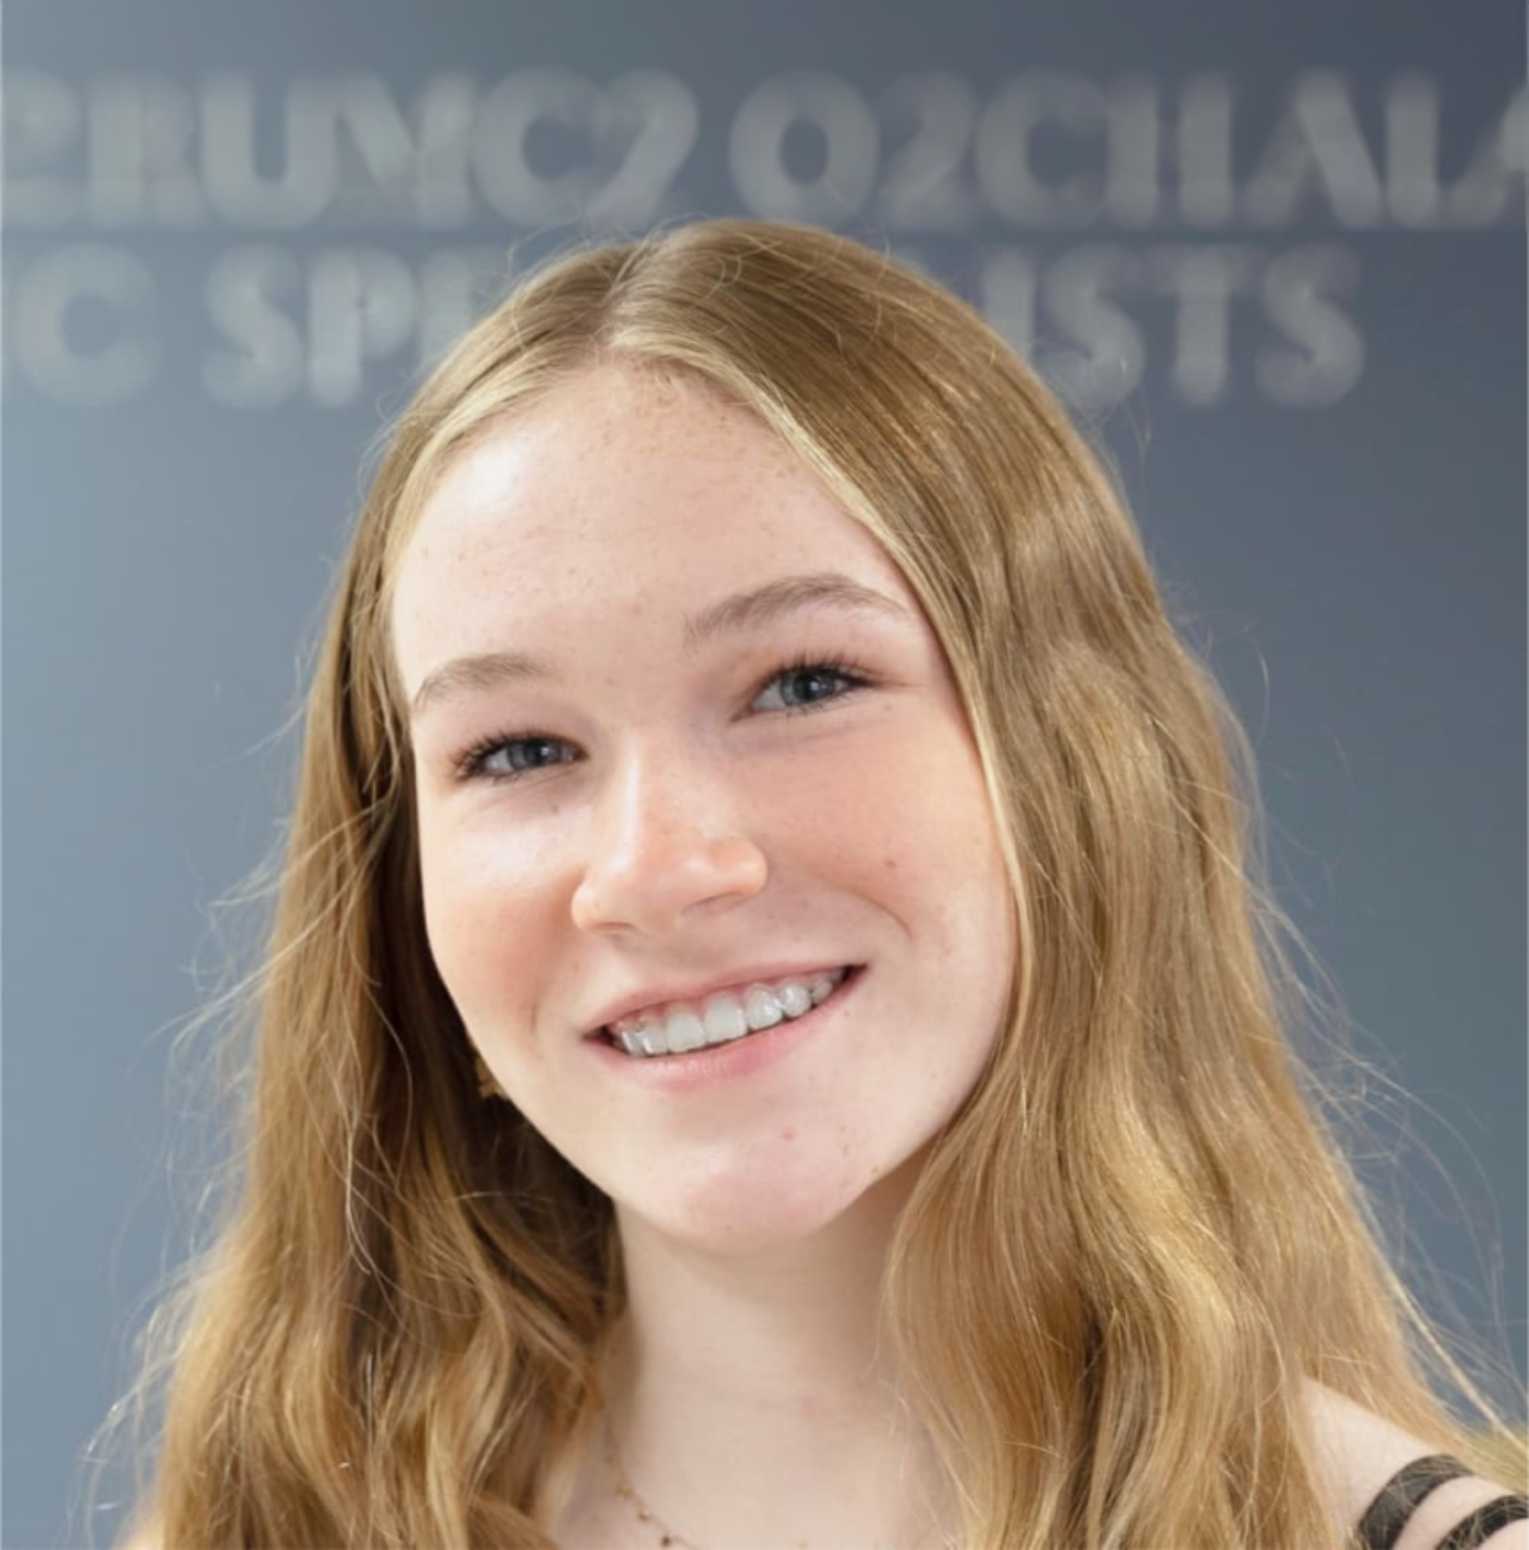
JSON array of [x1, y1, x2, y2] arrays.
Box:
[[601, 1403, 706, 1550], [601, 1402, 947, 1550]]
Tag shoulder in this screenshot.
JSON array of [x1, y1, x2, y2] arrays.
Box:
[[116, 1512, 162, 1550], [107, 1389, 1526, 1550], [1303, 1378, 1527, 1549]]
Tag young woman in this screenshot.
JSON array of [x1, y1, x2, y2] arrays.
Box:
[[109, 219, 1525, 1548]]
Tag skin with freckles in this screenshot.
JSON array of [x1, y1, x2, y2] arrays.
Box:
[[390, 363, 1017, 1548]]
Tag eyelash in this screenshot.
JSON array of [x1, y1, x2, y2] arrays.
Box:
[[450, 653, 874, 787]]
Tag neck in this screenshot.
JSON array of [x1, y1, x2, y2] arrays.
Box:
[[589, 1154, 955, 1550]]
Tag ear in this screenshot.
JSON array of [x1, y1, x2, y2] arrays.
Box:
[[473, 1048, 509, 1101]]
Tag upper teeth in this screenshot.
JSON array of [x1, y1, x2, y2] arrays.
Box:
[[609, 967, 852, 1057]]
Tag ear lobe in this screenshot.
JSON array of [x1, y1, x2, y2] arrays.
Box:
[[473, 1049, 508, 1101]]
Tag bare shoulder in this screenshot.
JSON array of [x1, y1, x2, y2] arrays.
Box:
[[114, 1511, 162, 1550], [1303, 1378, 1527, 1549]]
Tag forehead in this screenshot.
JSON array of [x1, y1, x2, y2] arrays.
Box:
[[390, 365, 915, 671]]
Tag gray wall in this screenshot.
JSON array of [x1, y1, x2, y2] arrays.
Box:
[[4, 2, 1523, 1546]]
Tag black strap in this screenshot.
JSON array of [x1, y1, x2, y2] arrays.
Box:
[[1435, 1493, 1529, 1550], [1355, 1453, 1472, 1550]]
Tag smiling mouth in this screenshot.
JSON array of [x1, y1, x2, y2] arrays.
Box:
[[599, 965, 864, 1058]]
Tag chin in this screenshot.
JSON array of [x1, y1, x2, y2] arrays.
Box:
[[623, 1150, 909, 1254]]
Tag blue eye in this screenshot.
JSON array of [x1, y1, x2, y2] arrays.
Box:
[[464, 734, 574, 784], [451, 653, 872, 786], [754, 656, 866, 715]]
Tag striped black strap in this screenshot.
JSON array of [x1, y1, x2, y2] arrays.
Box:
[[1355, 1454, 1472, 1550], [1435, 1492, 1529, 1550]]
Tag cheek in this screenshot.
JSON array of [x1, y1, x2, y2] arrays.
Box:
[[417, 822, 555, 1035], [865, 727, 1017, 1063], [837, 722, 1005, 912]]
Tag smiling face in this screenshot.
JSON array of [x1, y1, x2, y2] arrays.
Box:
[[390, 362, 1017, 1252]]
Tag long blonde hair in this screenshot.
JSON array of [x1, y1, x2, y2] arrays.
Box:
[[96, 219, 1521, 1549]]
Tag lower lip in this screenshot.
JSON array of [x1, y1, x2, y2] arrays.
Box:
[[582, 965, 866, 1092]]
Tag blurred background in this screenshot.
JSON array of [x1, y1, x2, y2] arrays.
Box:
[[3, 1, 1523, 1545]]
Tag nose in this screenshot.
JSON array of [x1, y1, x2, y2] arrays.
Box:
[[569, 745, 768, 937]]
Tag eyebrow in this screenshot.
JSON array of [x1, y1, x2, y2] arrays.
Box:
[[408, 571, 912, 723]]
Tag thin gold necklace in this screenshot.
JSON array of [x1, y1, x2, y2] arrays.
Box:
[[601, 1403, 705, 1550], [600, 1404, 939, 1550]]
